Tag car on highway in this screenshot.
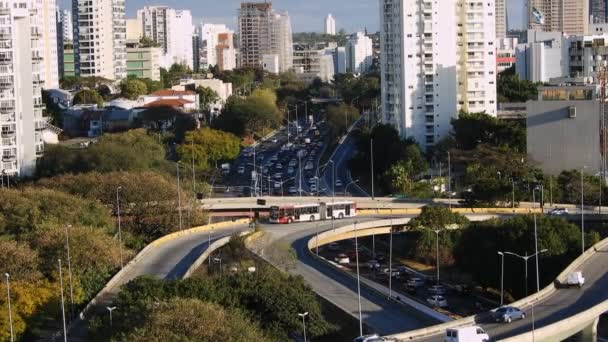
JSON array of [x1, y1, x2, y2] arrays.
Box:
[[237, 166, 245, 174], [548, 207, 569, 216], [288, 186, 297, 195], [407, 277, 425, 287], [383, 268, 400, 278], [271, 138, 278, 143], [335, 179, 343, 187], [274, 173, 282, 179], [565, 271, 585, 287], [328, 242, 340, 250], [304, 161, 314, 170], [366, 260, 380, 269], [428, 285, 447, 295], [276, 163, 283, 170], [287, 167, 295, 174], [426, 295, 448, 308], [334, 253, 350, 264], [493, 306, 525, 323], [445, 326, 489, 342], [289, 159, 297, 167], [353, 334, 385, 342]]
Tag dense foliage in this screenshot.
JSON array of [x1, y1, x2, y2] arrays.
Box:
[[72, 89, 104, 108], [36, 129, 171, 178], [177, 128, 241, 171], [497, 67, 539, 103], [214, 88, 283, 137], [326, 103, 360, 136]]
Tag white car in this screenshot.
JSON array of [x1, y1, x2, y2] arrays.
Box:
[[335, 254, 350, 264], [565, 271, 585, 287], [427, 295, 448, 308], [445, 326, 489, 342], [407, 277, 425, 287], [548, 207, 569, 216]]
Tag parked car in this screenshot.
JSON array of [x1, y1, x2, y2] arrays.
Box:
[[407, 277, 425, 287], [335, 253, 350, 264], [493, 306, 526, 323], [565, 271, 585, 287], [428, 285, 447, 295], [426, 295, 448, 308], [548, 207, 569, 216], [445, 326, 490, 342]]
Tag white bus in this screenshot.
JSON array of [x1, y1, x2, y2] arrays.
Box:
[[269, 201, 357, 224]]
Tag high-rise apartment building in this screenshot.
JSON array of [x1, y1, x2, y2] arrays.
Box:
[[58, 8, 72, 42], [380, 0, 497, 149], [39, 0, 59, 88], [199, 23, 236, 71], [528, 0, 589, 35], [238, 2, 293, 73], [590, 0, 606, 24], [325, 14, 336, 35], [126, 40, 162, 81], [0, 1, 50, 176], [136, 6, 194, 69], [346, 32, 373, 74], [73, 0, 127, 80], [495, 0, 507, 39]]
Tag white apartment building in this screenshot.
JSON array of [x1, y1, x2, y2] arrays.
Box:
[[39, 0, 58, 89], [496, 37, 517, 73], [515, 31, 568, 83], [293, 44, 335, 83], [325, 14, 336, 35], [199, 23, 236, 71], [58, 8, 72, 41], [346, 32, 373, 74], [136, 6, 194, 69], [73, 0, 126, 80], [334, 46, 347, 73], [495, 0, 506, 39], [238, 2, 293, 73], [126, 18, 142, 40], [380, 0, 497, 150], [0, 1, 49, 176]]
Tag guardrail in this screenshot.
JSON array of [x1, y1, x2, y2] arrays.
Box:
[[306, 218, 453, 324], [386, 234, 608, 341], [72, 219, 249, 324]]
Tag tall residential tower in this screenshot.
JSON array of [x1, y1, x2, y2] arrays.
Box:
[[238, 2, 293, 73], [380, 0, 497, 149], [325, 14, 336, 35], [72, 0, 127, 80]]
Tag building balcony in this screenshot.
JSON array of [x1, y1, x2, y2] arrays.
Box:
[[35, 120, 46, 131], [0, 57, 11, 65], [0, 105, 13, 114], [0, 113, 15, 122], [2, 154, 16, 162]]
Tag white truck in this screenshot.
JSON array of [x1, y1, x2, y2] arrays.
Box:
[[565, 271, 585, 288], [445, 326, 489, 342]]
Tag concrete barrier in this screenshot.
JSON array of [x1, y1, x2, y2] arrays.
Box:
[[386, 233, 608, 341], [306, 218, 453, 324], [74, 219, 249, 322]]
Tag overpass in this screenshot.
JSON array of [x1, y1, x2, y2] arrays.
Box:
[[298, 217, 608, 342]]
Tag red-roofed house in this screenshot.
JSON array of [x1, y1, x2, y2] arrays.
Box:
[[141, 89, 199, 111]]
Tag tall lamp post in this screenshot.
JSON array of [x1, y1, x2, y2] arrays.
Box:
[[64, 225, 75, 320], [370, 138, 375, 200], [116, 187, 124, 268], [509, 178, 515, 209], [214, 257, 223, 278], [176, 162, 183, 231], [298, 312, 308, 342], [497, 251, 505, 306], [58, 259, 67, 342], [5, 273, 13, 342], [388, 209, 394, 298], [422, 227, 443, 284], [581, 166, 586, 254], [106, 306, 117, 337], [354, 221, 363, 337]]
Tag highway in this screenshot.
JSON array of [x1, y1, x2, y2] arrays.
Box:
[[257, 218, 438, 335]]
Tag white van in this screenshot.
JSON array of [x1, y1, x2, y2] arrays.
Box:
[[565, 271, 585, 287], [445, 326, 489, 342]]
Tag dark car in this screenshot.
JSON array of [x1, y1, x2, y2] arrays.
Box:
[[493, 306, 526, 323]]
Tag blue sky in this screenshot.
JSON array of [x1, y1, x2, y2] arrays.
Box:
[[58, 0, 525, 33]]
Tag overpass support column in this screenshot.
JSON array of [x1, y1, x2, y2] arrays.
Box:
[[572, 316, 599, 342]]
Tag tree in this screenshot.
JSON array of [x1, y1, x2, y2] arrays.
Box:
[[177, 127, 240, 170], [72, 89, 104, 107], [36, 129, 171, 178], [497, 70, 539, 103], [326, 103, 359, 136], [451, 111, 526, 152], [160, 63, 193, 88], [0, 240, 42, 282], [120, 79, 148, 100], [139, 36, 160, 48], [196, 86, 220, 114], [125, 299, 274, 342], [214, 89, 282, 137]]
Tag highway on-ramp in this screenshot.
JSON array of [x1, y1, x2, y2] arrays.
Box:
[[256, 218, 438, 335]]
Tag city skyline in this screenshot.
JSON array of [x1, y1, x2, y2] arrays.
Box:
[[57, 0, 527, 33]]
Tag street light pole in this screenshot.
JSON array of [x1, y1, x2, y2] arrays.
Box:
[[510, 178, 515, 209], [116, 187, 124, 268], [581, 167, 585, 254], [176, 162, 183, 231], [58, 259, 67, 342], [298, 312, 308, 342], [354, 221, 363, 337], [64, 225, 75, 320], [389, 209, 393, 298], [106, 306, 117, 337], [370, 139, 375, 200], [5, 273, 13, 342], [497, 252, 505, 306], [434, 229, 440, 284], [214, 257, 222, 278], [448, 152, 452, 209], [191, 139, 196, 194]]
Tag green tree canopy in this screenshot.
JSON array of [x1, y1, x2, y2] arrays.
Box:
[[196, 86, 220, 113], [120, 78, 148, 100], [497, 69, 539, 103], [326, 103, 360, 136], [72, 89, 104, 107], [177, 127, 240, 170], [451, 111, 526, 152], [214, 88, 282, 137]]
